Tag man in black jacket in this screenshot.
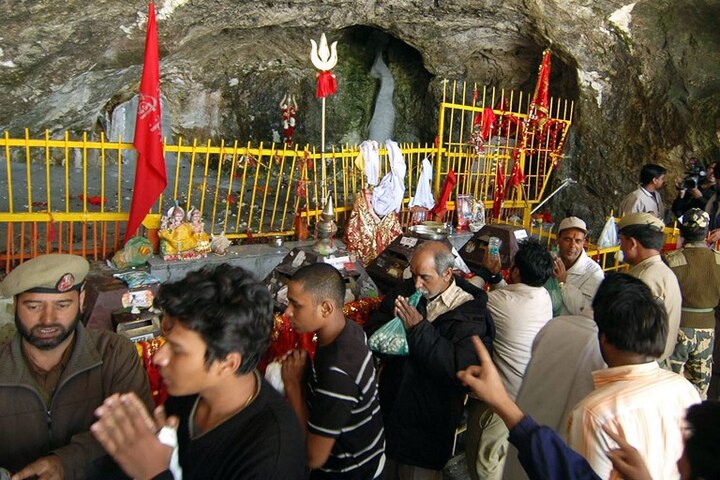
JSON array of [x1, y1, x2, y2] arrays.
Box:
[[365, 241, 495, 479]]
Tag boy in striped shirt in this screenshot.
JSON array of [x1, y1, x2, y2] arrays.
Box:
[[282, 263, 385, 479]]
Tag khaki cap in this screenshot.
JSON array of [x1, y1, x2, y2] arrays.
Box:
[[618, 212, 665, 231], [0, 254, 89, 298], [558, 216, 588, 234]]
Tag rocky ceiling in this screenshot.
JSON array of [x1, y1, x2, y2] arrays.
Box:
[[1, 0, 719, 229]]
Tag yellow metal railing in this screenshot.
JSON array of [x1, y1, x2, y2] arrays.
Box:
[[0, 81, 575, 270], [436, 81, 573, 225]]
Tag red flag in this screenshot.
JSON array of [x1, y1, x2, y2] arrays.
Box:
[[492, 161, 506, 219], [472, 108, 497, 141], [509, 157, 526, 188], [529, 50, 551, 127], [124, 3, 167, 244]]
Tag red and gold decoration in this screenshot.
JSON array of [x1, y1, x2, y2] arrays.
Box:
[[280, 93, 298, 146], [492, 160, 506, 220], [135, 337, 168, 406]]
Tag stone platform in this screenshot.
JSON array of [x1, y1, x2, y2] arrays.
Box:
[[146, 231, 473, 284], [147, 240, 314, 283]]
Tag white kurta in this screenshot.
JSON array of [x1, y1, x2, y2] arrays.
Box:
[[502, 315, 606, 480], [559, 250, 605, 318]]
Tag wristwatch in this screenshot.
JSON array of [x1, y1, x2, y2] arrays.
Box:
[[558, 281, 565, 289]]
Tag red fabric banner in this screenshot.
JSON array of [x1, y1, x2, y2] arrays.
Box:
[[509, 156, 526, 188], [529, 50, 551, 127], [472, 108, 497, 142], [316, 70, 338, 98], [492, 161, 506, 219], [431, 169, 456, 217], [124, 3, 167, 244]]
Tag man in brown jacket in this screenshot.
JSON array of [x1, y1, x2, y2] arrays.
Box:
[[666, 209, 720, 399], [0, 254, 152, 479]]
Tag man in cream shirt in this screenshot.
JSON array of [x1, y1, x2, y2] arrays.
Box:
[[465, 238, 554, 480], [618, 212, 681, 361]]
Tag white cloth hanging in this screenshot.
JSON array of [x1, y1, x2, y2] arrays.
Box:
[[408, 157, 435, 210], [372, 140, 406, 216], [354, 140, 380, 187]]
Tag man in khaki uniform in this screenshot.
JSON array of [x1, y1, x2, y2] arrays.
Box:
[[665, 209, 720, 398], [618, 212, 681, 361], [0, 254, 152, 479]]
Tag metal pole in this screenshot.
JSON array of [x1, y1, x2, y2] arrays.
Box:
[[531, 178, 576, 214], [321, 97, 327, 202]]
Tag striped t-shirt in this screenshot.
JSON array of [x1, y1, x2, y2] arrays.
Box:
[[307, 319, 385, 479]]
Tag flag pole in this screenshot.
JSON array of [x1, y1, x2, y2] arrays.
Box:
[[321, 96, 327, 200], [310, 33, 338, 207]]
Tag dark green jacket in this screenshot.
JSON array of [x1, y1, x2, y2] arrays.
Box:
[[0, 322, 153, 479]]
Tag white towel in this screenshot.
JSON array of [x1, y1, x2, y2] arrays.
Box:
[[358, 140, 380, 187], [372, 140, 406, 216], [408, 157, 435, 210]]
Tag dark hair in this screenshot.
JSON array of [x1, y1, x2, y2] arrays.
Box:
[[640, 163, 667, 185], [592, 273, 667, 357], [680, 225, 707, 243], [618, 224, 665, 250], [291, 263, 345, 308], [685, 401, 720, 479], [156, 264, 273, 374], [512, 237, 553, 287]]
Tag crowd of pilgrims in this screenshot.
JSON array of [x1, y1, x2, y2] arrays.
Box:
[[1, 162, 720, 480]]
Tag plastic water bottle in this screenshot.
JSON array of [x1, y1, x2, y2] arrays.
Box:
[[488, 237, 501, 257]]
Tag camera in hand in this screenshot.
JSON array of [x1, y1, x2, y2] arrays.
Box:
[[682, 159, 706, 189]]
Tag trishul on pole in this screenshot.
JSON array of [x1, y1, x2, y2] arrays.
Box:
[[310, 33, 338, 204]]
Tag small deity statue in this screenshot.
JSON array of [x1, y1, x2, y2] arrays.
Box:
[[187, 207, 211, 255], [158, 204, 198, 260], [280, 93, 298, 146], [187, 208, 210, 242]]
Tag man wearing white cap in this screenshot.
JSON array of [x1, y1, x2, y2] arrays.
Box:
[[618, 212, 682, 361], [548, 217, 604, 318], [0, 254, 152, 479]]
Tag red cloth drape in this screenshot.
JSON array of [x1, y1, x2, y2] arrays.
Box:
[[529, 50, 551, 127], [431, 169, 456, 217], [509, 156, 526, 188], [124, 3, 167, 244], [492, 161, 506, 219], [316, 71, 338, 98]]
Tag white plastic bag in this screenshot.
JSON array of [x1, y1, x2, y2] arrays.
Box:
[[264, 361, 285, 395], [597, 216, 619, 248]]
